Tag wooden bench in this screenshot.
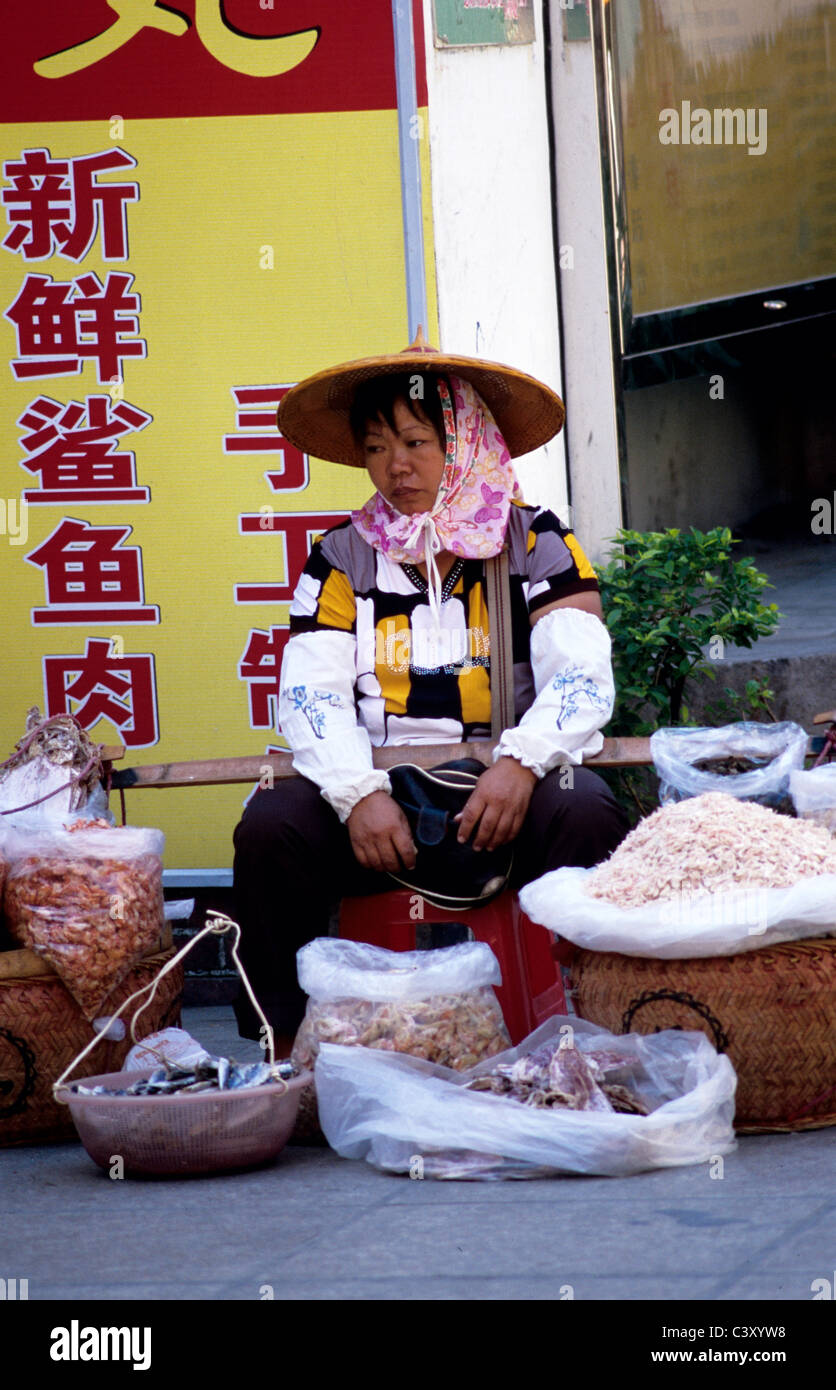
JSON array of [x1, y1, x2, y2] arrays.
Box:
[[107, 737, 655, 790], [107, 719, 834, 793]]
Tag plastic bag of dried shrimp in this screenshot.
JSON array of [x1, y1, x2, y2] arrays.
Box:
[[3, 821, 165, 1018], [650, 721, 807, 808], [315, 1014, 737, 1179], [519, 792, 836, 958], [290, 939, 511, 1138]]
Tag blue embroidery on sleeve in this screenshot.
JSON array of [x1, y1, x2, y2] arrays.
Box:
[[550, 667, 609, 729], [283, 684, 345, 740]]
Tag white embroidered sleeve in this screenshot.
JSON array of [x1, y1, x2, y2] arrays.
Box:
[[493, 607, 614, 778], [279, 630, 391, 822]]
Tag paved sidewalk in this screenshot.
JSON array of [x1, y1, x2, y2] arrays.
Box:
[[725, 540, 836, 661], [4, 1006, 834, 1302]]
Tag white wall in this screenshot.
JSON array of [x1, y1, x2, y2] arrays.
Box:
[[547, 3, 623, 560], [421, 0, 569, 520]]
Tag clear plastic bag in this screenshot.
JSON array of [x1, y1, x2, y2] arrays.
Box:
[[314, 1015, 737, 1179], [650, 722, 808, 807], [291, 939, 511, 1138], [790, 765, 836, 834], [0, 760, 112, 831], [3, 822, 165, 1018], [0, 709, 113, 832], [123, 1027, 211, 1072], [295, 937, 506, 1003]]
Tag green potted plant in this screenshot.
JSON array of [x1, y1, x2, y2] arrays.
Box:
[[594, 526, 781, 816]]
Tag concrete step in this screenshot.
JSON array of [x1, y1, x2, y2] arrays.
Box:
[[688, 650, 836, 729]]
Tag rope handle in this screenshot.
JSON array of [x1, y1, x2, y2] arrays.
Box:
[[52, 911, 280, 1101]]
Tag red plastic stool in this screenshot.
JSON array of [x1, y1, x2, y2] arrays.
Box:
[[338, 889, 567, 1045], [551, 937, 578, 968]]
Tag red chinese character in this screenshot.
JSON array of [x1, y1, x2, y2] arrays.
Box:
[[26, 518, 159, 624], [18, 394, 151, 504], [44, 637, 158, 748], [6, 271, 145, 383], [235, 511, 348, 603], [2, 147, 138, 261], [224, 385, 308, 492], [238, 625, 289, 729]]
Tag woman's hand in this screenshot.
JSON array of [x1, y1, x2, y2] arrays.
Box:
[[455, 758, 538, 851], [347, 791, 417, 873]]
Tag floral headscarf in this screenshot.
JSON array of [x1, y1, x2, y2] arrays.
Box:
[[349, 375, 517, 625], [351, 374, 522, 621]]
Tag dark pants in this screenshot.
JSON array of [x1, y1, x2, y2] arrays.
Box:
[[231, 767, 629, 1039]]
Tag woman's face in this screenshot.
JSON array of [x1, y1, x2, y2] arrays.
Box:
[[361, 396, 446, 515]]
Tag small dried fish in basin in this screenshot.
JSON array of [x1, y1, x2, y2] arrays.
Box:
[[71, 1055, 298, 1097]]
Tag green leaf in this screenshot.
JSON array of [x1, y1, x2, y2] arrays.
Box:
[[599, 523, 779, 738]]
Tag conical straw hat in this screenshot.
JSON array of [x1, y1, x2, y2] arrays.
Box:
[[278, 328, 565, 467]]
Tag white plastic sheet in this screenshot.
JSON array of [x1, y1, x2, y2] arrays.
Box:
[[519, 865, 836, 958], [315, 1015, 737, 1179]]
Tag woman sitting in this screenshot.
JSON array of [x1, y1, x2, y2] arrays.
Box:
[[232, 339, 629, 1047]]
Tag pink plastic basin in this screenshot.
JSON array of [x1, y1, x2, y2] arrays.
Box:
[[56, 1066, 313, 1176]]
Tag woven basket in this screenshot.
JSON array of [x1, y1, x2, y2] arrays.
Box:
[[570, 938, 836, 1133], [0, 948, 183, 1146]]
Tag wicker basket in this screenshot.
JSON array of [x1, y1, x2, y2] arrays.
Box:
[[570, 938, 836, 1133], [0, 947, 183, 1146]]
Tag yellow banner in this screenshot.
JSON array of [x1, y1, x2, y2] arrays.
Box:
[[0, 112, 437, 867]]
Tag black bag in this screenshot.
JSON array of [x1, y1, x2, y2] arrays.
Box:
[[386, 759, 513, 911]]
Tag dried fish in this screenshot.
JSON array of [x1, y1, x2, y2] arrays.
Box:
[[467, 1075, 512, 1096], [0, 707, 104, 809], [227, 1061, 278, 1089], [601, 1084, 650, 1116], [465, 1038, 649, 1116], [71, 1055, 298, 1097], [548, 1046, 613, 1112]]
